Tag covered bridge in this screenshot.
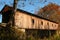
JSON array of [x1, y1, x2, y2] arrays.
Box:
[[0, 5, 59, 37], [0, 5, 58, 30]]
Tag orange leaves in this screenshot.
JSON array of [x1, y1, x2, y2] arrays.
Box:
[[38, 3, 60, 14]]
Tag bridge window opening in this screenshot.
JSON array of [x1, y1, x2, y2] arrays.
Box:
[[47, 22, 49, 26], [55, 25, 56, 27], [52, 24, 53, 26], [32, 19, 34, 24], [41, 21, 43, 25], [47, 22, 49, 25]]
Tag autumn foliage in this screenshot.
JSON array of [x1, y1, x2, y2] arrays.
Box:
[[37, 3, 60, 29], [38, 3, 60, 14]]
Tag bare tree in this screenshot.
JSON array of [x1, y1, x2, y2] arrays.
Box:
[[12, 0, 18, 26]]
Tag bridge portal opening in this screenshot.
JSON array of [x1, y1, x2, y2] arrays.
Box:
[[2, 10, 12, 23]]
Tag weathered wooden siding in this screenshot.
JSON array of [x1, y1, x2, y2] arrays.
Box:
[[15, 11, 58, 30], [15, 11, 32, 29], [49, 22, 58, 30], [31, 17, 39, 29], [23, 13, 32, 29]]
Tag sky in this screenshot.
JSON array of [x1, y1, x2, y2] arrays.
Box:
[[0, 0, 60, 23]]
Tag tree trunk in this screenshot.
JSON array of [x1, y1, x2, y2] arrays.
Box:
[[12, 0, 18, 26]]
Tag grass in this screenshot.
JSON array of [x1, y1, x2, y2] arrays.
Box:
[[0, 24, 60, 40]]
